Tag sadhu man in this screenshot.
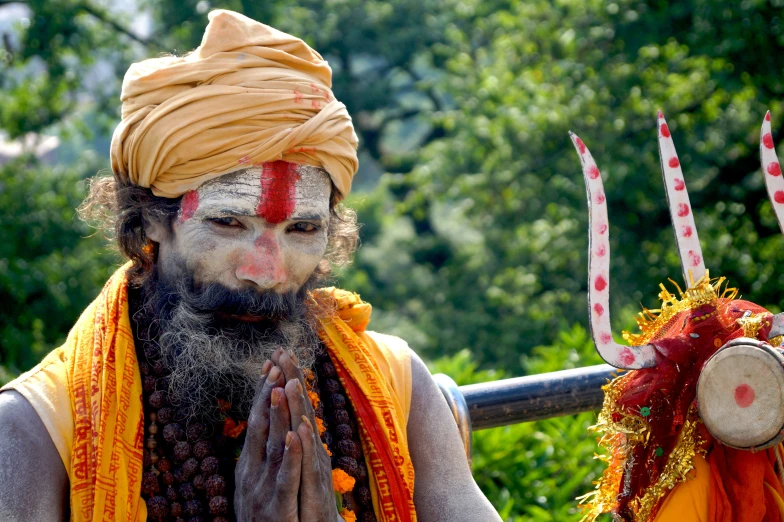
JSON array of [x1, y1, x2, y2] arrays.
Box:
[[0, 10, 501, 522]]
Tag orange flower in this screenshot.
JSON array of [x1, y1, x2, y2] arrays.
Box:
[[323, 443, 332, 456], [217, 398, 231, 412], [332, 468, 356, 494], [340, 508, 357, 522], [316, 417, 327, 435], [223, 418, 248, 438], [308, 389, 321, 409]]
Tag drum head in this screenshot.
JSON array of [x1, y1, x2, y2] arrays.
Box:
[[697, 341, 784, 449]]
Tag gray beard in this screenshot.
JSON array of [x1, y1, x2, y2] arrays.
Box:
[[134, 268, 321, 423]]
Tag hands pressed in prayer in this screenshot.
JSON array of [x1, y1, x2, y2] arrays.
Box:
[[235, 348, 342, 522]]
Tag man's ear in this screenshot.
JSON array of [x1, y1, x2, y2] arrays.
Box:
[[142, 209, 170, 243]]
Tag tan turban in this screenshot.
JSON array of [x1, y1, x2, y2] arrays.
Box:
[[110, 10, 358, 200]]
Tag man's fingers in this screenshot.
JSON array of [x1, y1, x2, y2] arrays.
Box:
[[278, 351, 308, 392], [285, 378, 310, 432], [244, 364, 284, 464], [297, 415, 321, 490], [272, 431, 302, 509], [265, 388, 291, 472]]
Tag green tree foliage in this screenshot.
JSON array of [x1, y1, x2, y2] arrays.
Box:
[[0, 155, 116, 379], [343, 0, 784, 368], [429, 325, 611, 520]]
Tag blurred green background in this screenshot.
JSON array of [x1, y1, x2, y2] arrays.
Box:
[[1, 0, 784, 519]]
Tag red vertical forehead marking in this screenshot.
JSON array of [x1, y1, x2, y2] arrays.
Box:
[[258, 161, 301, 224], [180, 190, 199, 222]]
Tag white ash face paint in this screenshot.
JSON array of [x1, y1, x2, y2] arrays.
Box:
[[161, 162, 331, 293]]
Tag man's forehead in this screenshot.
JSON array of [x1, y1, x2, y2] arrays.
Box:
[[184, 162, 331, 221]]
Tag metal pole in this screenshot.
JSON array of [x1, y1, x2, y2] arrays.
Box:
[[433, 373, 473, 465], [434, 364, 620, 460], [460, 364, 619, 430]]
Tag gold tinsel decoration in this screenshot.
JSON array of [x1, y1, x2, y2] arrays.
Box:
[[628, 410, 705, 521], [623, 271, 738, 346], [578, 375, 705, 522], [737, 312, 770, 340], [579, 272, 732, 521], [577, 374, 645, 522]]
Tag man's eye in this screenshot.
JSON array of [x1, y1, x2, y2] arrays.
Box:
[[208, 217, 243, 228], [289, 222, 318, 233]]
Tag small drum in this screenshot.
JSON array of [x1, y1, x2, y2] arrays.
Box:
[[697, 337, 784, 450]]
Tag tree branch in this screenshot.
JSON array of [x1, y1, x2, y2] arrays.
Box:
[[402, 64, 445, 113], [76, 3, 163, 49], [0, 0, 162, 49]]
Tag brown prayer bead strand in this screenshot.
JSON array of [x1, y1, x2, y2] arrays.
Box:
[[146, 496, 170, 521], [315, 349, 375, 521], [140, 366, 174, 518], [137, 361, 236, 520], [342, 491, 358, 511], [131, 288, 228, 522]]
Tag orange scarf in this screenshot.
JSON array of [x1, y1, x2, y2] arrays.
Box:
[[313, 288, 417, 522], [67, 268, 145, 521], [62, 267, 415, 521]]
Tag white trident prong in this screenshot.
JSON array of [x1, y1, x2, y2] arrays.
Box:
[[657, 111, 706, 285], [569, 131, 658, 370], [759, 111, 784, 339], [760, 111, 784, 234]]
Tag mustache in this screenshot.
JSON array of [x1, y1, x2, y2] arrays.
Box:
[[185, 282, 306, 320], [149, 267, 316, 323]]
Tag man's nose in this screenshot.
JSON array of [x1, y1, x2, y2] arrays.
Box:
[[235, 230, 288, 289]]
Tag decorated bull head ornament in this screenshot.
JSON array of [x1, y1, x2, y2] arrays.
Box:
[[574, 112, 784, 521]]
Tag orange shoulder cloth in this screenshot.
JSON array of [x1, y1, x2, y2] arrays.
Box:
[[34, 267, 415, 521], [312, 287, 417, 522]]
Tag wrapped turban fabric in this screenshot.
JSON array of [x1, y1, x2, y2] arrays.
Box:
[[110, 9, 359, 200]]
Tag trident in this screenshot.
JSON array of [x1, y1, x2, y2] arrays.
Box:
[[435, 111, 784, 463]]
